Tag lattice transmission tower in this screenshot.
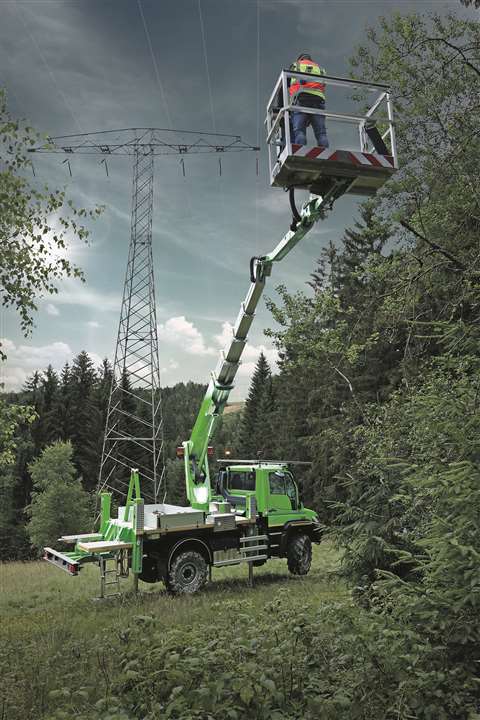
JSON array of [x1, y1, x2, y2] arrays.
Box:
[[30, 128, 259, 503]]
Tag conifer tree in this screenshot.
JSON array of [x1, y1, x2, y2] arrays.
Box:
[[96, 358, 113, 430], [39, 365, 61, 446], [68, 352, 102, 490], [41, 362, 73, 447], [239, 352, 272, 457]]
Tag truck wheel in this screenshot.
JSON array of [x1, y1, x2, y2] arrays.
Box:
[[166, 550, 208, 595], [287, 533, 312, 575]]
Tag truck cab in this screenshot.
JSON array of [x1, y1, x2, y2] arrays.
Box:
[[216, 463, 318, 527]]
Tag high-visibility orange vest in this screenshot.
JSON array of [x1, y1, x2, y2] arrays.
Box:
[[289, 58, 326, 101]]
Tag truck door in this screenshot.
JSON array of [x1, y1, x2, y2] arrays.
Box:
[[268, 470, 299, 515]]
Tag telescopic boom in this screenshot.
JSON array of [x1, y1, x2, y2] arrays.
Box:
[[182, 180, 351, 509]]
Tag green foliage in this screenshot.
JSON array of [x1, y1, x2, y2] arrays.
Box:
[[0, 472, 30, 559], [26, 441, 91, 551], [0, 89, 103, 348], [350, 11, 480, 357], [36, 590, 480, 720], [68, 351, 103, 490], [0, 400, 36, 558], [164, 457, 187, 505], [0, 544, 343, 720], [0, 398, 35, 469], [333, 357, 480, 581]]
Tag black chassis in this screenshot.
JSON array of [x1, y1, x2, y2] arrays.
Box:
[[139, 519, 322, 584]]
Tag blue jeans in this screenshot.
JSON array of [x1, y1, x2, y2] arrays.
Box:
[[292, 104, 329, 147]]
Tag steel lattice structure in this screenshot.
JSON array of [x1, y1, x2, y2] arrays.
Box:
[[99, 147, 162, 502], [29, 128, 259, 503], [30, 126, 259, 157]]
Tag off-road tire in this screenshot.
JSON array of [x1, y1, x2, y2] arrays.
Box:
[[166, 550, 208, 595], [287, 533, 312, 575]]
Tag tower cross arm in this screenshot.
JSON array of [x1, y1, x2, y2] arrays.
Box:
[[27, 128, 260, 156]]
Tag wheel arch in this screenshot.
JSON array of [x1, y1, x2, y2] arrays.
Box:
[[279, 521, 318, 555], [167, 537, 212, 570]]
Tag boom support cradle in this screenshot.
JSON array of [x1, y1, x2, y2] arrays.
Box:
[[184, 179, 352, 509]]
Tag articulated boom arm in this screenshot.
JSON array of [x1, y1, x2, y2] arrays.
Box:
[[183, 181, 350, 509]]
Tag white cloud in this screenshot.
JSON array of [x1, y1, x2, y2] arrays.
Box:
[[0, 338, 103, 391], [158, 316, 216, 356], [161, 359, 179, 374], [53, 279, 122, 312], [214, 321, 233, 349], [45, 303, 60, 316], [86, 320, 100, 328]]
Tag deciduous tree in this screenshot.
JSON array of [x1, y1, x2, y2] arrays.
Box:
[[26, 440, 90, 552], [0, 89, 102, 355]]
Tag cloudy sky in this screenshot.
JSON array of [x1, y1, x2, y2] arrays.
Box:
[[1, 0, 474, 397]]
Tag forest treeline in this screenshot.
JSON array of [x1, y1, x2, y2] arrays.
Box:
[[0, 356, 212, 558], [1, 7, 480, 717]]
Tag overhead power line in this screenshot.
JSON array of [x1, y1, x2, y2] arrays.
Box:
[[14, 3, 83, 134], [198, 0, 216, 133], [137, 0, 173, 129]]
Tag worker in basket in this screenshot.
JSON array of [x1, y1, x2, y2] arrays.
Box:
[[289, 53, 329, 148]]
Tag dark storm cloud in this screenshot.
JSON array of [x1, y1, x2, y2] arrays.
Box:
[[1, 0, 476, 393]]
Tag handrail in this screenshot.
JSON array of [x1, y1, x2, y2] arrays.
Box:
[[364, 91, 388, 118], [266, 75, 283, 113], [266, 106, 390, 146], [281, 70, 391, 91]]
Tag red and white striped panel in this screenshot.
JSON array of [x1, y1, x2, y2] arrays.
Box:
[[290, 144, 395, 168]]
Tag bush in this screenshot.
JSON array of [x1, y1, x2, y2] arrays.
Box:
[[44, 590, 480, 720]]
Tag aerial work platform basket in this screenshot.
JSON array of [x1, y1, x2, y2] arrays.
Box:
[[266, 71, 398, 196]]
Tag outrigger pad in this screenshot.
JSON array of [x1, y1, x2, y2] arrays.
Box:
[[272, 145, 396, 197]]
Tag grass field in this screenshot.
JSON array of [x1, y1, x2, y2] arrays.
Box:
[[0, 543, 346, 719]]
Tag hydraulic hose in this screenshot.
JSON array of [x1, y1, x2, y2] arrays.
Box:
[[289, 186, 302, 231], [250, 256, 258, 284]]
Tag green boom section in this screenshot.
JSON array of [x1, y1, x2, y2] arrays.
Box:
[[184, 182, 351, 510]]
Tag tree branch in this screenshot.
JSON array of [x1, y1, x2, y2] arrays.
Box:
[[399, 220, 466, 272], [424, 37, 480, 78]]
